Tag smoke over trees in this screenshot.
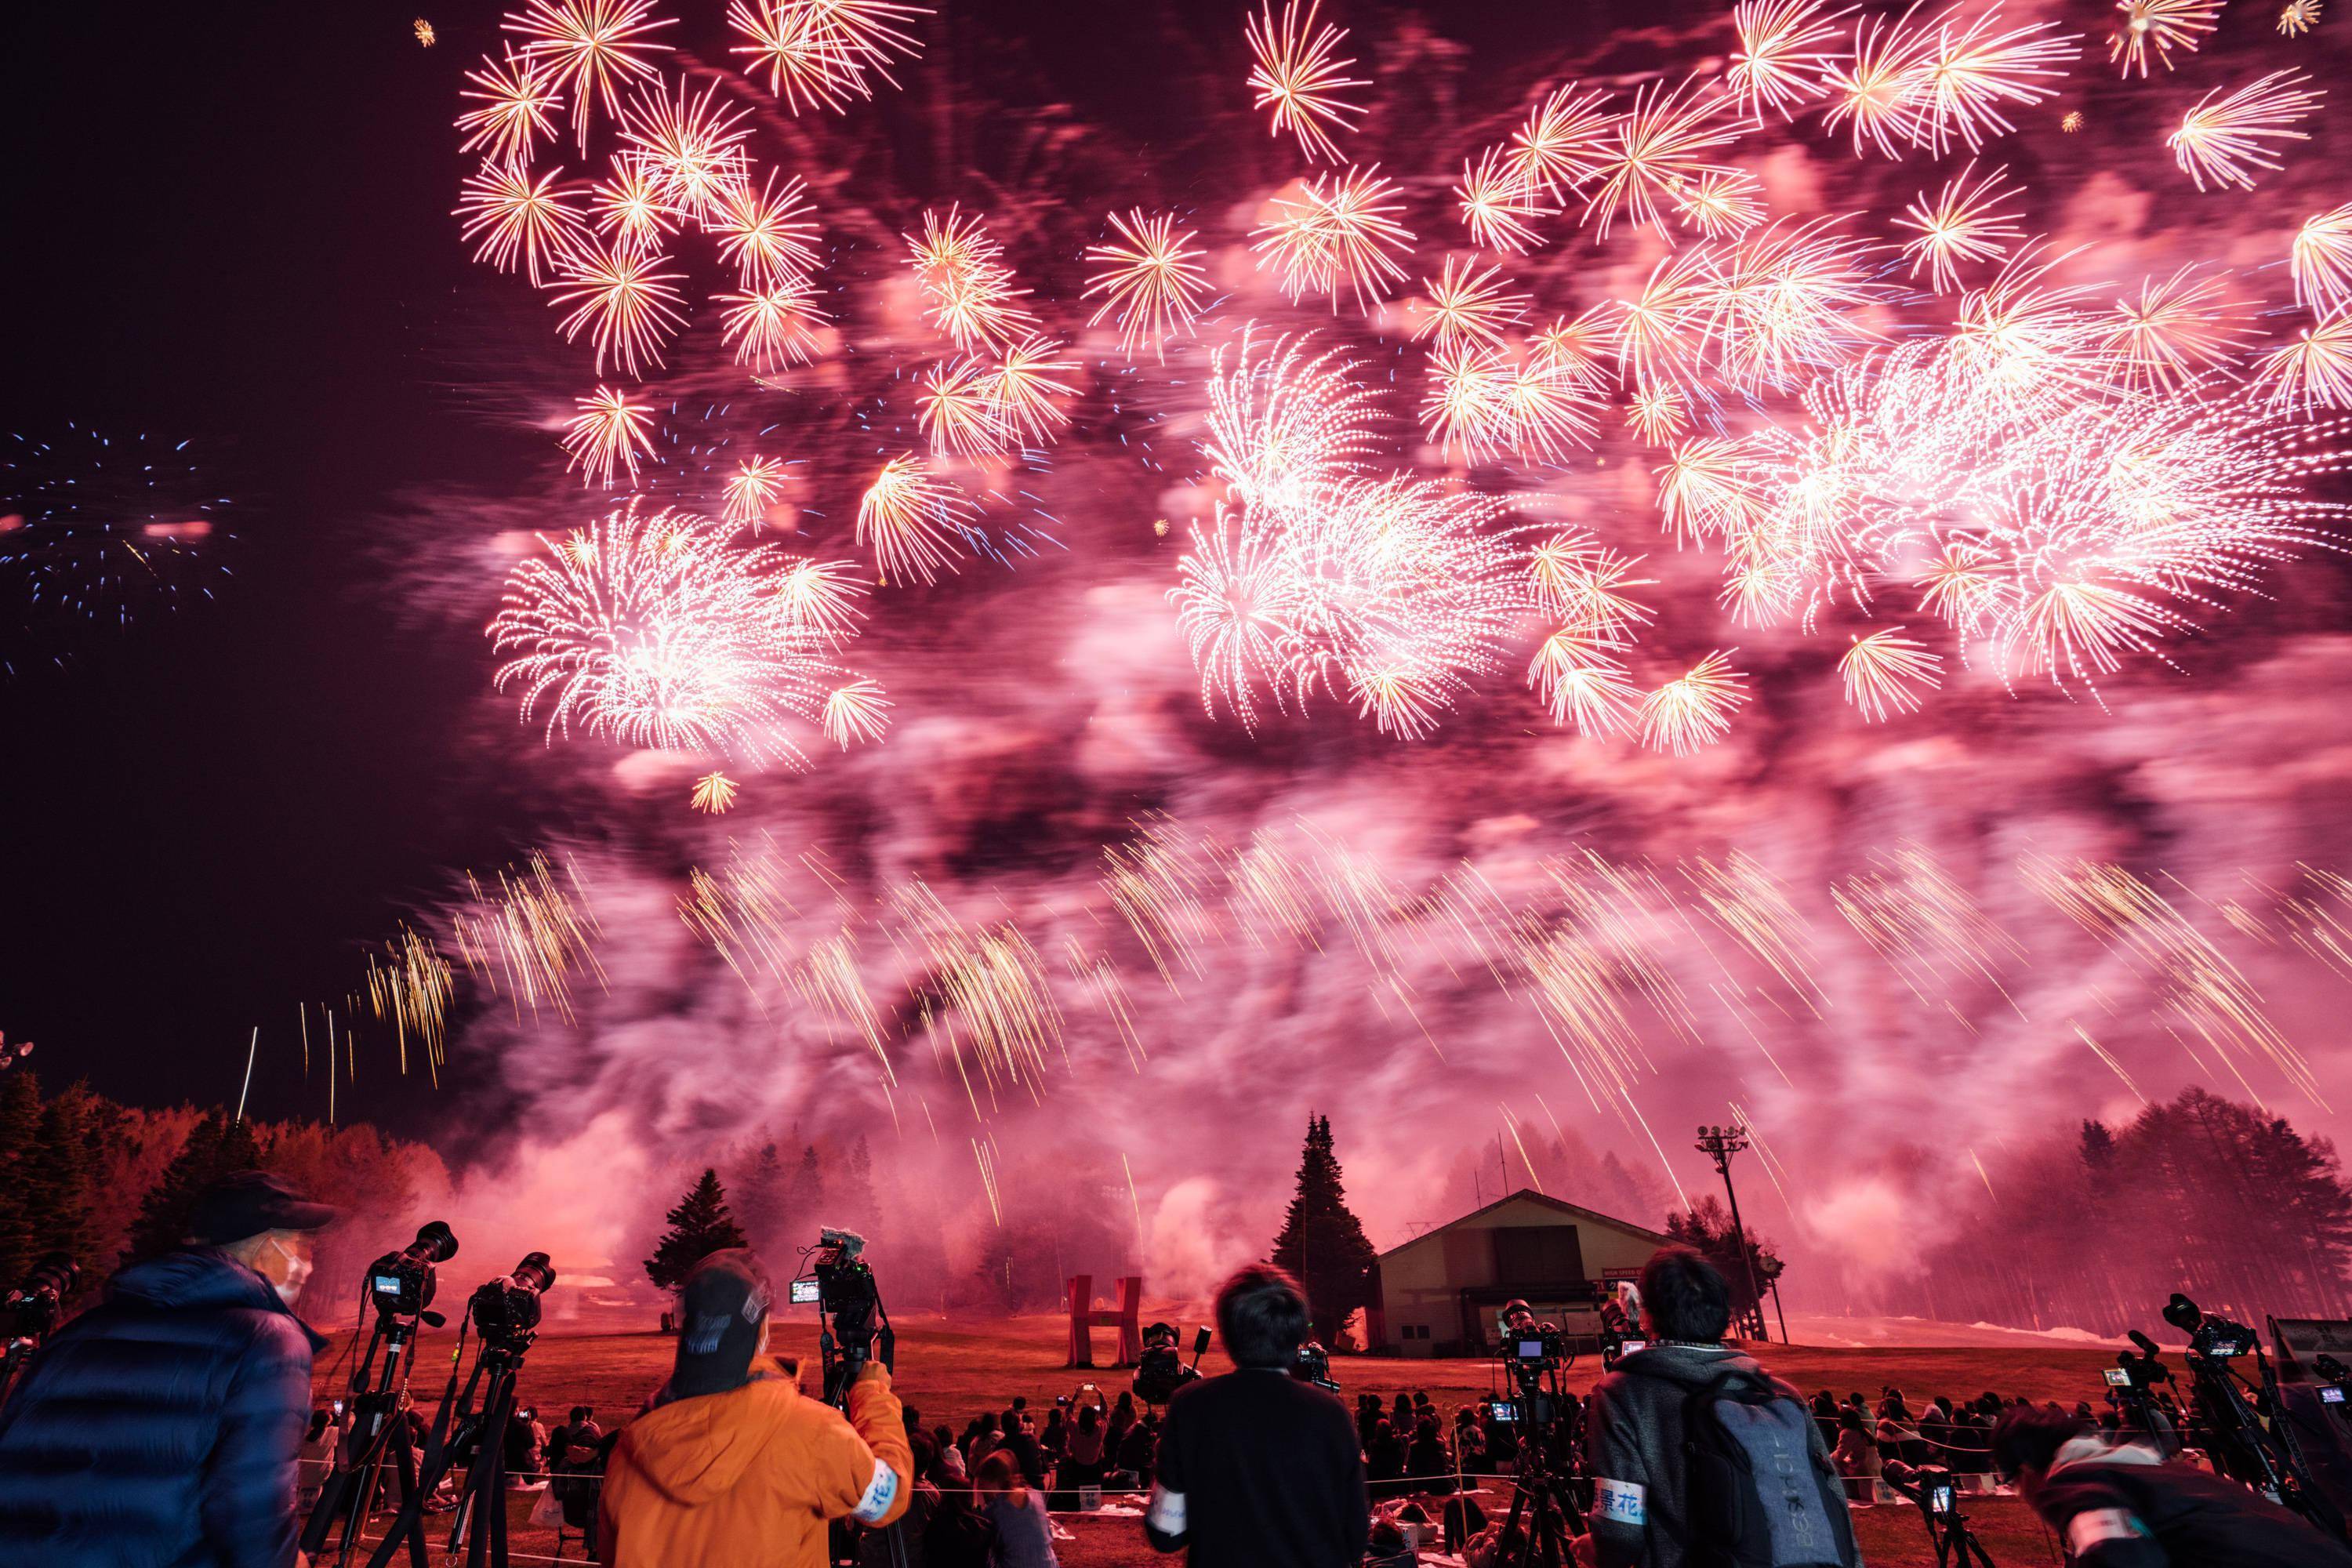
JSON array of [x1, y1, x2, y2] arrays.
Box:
[[1891, 1087, 2352, 1334]]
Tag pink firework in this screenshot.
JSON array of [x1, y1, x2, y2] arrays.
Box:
[[455, 51, 565, 169], [1454, 147, 1554, 255], [1726, 0, 1844, 122], [455, 162, 590, 285], [561, 386, 656, 487], [723, 456, 788, 526], [590, 159, 683, 257], [1638, 651, 1748, 754], [2109, 0, 2220, 78], [1822, 12, 1934, 159], [710, 172, 822, 289], [727, 0, 928, 114], [857, 456, 978, 586], [488, 499, 870, 767], [917, 358, 1011, 458], [983, 336, 1079, 448], [2254, 314, 2352, 412], [546, 241, 691, 378], [2100, 268, 2252, 392], [2294, 202, 2352, 315], [618, 76, 755, 220], [1243, 0, 1367, 163], [1915, 9, 2076, 154], [717, 277, 829, 372], [1894, 162, 2025, 292], [2169, 71, 2324, 192], [1414, 257, 1529, 356], [1508, 83, 1614, 201], [1251, 166, 1416, 310], [503, 0, 675, 154], [1582, 78, 1740, 238], [1081, 209, 1212, 361]]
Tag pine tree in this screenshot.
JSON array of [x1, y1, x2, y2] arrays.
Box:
[[1269, 1115, 1377, 1346], [125, 1113, 230, 1262], [24, 1084, 96, 1270], [644, 1168, 747, 1291], [790, 1145, 828, 1225], [1664, 1197, 1781, 1326], [0, 1072, 43, 1283], [735, 1141, 789, 1253]]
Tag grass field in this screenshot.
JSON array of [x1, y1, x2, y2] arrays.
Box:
[[312, 1313, 2106, 1566]]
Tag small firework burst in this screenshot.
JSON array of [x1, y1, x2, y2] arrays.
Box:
[[1639, 651, 1748, 754], [1454, 147, 1553, 255], [2062, 109, 2085, 132], [1838, 628, 1942, 721], [415, 17, 437, 46], [1894, 162, 2025, 292], [1243, 0, 1368, 163], [857, 456, 978, 585], [2253, 312, 2352, 412], [503, 0, 676, 154], [1250, 165, 1417, 310], [1082, 209, 1212, 361], [2281, 0, 2322, 34], [723, 456, 788, 527], [455, 51, 563, 169], [454, 162, 590, 286], [2293, 202, 2352, 314], [2169, 71, 2324, 193], [1726, 0, 1842, 122], [691, 771, 740, 812], [822, 677, 893, 746], [561, 385, 656, 488], [2110, 0, 2221, 78]]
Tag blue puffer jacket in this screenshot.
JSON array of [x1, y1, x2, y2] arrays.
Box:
[[0, 1247, 327, 1568]]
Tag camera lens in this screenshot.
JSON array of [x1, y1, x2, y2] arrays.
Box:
[[413, 1221, 459, 1265], [512, 1252, 556, 1294]]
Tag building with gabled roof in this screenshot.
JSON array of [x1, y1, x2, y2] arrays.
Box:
[[1364, 1189, 1671, 1357]]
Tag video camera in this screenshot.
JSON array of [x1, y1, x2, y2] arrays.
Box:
[[2163, 1293, 2259, 1359], [365, 1221, 458, 1321], [1134, 1321, 1210, 1406], [793, 1228, 892, 1408], [1292, 1339, 1339, 1392], [466, 1252, 555, 1349], [2, 1253, 77, 1341]]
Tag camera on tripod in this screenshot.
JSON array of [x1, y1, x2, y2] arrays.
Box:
[[2, 1253, 77, 1341], [1133, 1320, 1210, 1406], [1291, 1339, 1339, 1392], [466, 1252, 555, 1348], [791, 1227, 893, 1408], [367, 1221, 459, 1320], [2163, 1293, 2259, 1359]]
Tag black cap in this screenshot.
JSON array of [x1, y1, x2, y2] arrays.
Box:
[[669, 1250, 773, 1399], [189, 1171, 338, 1246]]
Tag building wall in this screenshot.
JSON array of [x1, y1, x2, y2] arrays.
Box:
[[1373, 1194, 1665, 1357]]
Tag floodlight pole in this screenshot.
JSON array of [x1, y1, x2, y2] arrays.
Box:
[[1695, 1126, 1773, 1343]]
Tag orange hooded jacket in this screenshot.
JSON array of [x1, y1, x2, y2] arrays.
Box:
[[600, 1358, 913, 1568]]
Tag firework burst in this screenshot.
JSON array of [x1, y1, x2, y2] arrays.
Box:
[[2169, 71, 2324, 193], [455, 162, 590, 285], [546, 241, 691, 378], [1243, 0, 1367, 163], [1082, 209, 1212, 361], [489, 499, 876, 766], [503, 0, 674, 154], [2110, 0, 2221, 78], [1251, 166, 1417, 310], [455, 51, 565, 169], [1726, 0, 1843, 122], [561, 385, 656, 488], [1894, 162, 2024, 292], [857, 456, 978, 585], [1838, 628, 1942, 720]]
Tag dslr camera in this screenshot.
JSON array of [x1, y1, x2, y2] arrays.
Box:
[[1133, 1320, 1208, 1406], [366, 1221, 459, 1319], [2, 1254, 77, 1342], [2163, 1293, 2259, 1359], [468, 1252, 556, 1348]]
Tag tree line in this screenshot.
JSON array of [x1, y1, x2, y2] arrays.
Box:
[[1886, 1087, 2352, 1334], [0, 1071, 448, 1316]]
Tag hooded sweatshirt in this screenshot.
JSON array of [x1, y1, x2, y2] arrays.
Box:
[[0, 1247, 326, 1568], [1582, 1341, 1858, 1568], [600, 1357, 913, 1568]]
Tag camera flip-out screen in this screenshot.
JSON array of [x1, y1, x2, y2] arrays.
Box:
[[790, 1279, 822, 1305]]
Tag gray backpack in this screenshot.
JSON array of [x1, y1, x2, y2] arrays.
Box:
[[1678, 1370, 1855, 1568]]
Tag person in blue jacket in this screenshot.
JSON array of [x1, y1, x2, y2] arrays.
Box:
[[0, 1169, 336, 1568]]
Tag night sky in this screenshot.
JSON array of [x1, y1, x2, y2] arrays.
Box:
[[8, 0, 2352, 1292]]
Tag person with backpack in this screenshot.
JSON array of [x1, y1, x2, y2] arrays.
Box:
[[1579, 1247, 1859, 1568]]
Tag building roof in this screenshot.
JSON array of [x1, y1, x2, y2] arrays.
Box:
[[1376, 1188, 1672, 1264]]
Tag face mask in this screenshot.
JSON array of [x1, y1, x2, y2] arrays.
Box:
[[257, 1234, 312, 1306]]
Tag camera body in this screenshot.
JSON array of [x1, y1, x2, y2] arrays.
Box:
[[1291, 1340, 1338, 1392], [2164, 1293, 2258, 1359], [2, 1254, 77, 1342], [796, 1228, 892, 1408], [468, 1252, 555, 1349], [1133, 1321, 1207, 1406], [366, 1221, 459, 1320]]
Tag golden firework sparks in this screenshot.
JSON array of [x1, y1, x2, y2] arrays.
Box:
[[691, 770, 739, 813], [415, 17, 437, 46]]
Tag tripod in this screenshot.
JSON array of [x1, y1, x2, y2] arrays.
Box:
[[361, 1325, 535, 1568], [1885, 1465, 1994, 1568], [1496, 1374, 1586, 1568], [301, 1312, 434, 1568]]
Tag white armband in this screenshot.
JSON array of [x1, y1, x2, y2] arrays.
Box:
[[2067, 1508, 2147, 1554], [851, 1457, 898, 1524], [1147, 1483, 1188, 1536], [1594, 1477, 1646, 1527]]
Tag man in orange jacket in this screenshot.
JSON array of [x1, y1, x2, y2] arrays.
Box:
[[601, 1250, 913, 1567]]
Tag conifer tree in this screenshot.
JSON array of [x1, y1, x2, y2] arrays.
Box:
[[644, 1168, 747, 1291], [0, 1072, 43, 1283], [125, 1113, 245, 1262], [735, 1142, 788, 1254], [1269, 1115, 1377, 1346]]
